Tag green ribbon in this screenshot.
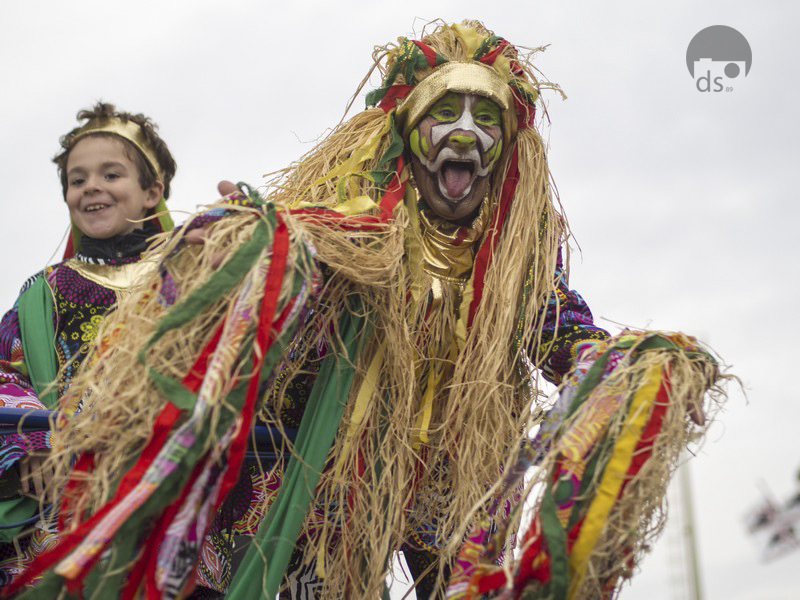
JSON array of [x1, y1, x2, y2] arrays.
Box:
[[228, 303, 370, 599], [18, 275, 59, 409]]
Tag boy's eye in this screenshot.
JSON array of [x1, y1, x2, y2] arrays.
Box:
[[105, 172, 120, 180], [69, 177, 85, 186]]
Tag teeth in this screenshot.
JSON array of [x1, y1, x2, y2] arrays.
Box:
[[85, 204, 108, 212]]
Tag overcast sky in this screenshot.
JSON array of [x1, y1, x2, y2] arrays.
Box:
[[1, 1, 798, 598]]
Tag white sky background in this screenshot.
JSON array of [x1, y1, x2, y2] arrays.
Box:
[[1, 1, 799, 598]]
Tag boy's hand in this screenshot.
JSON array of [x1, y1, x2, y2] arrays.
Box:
[[19, 454, 55, 497]]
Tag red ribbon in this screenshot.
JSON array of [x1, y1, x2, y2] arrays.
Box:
[[118, 455, 206, 600], [412, 40, 439, 68], [57, 452, 95, 532], [378, 84, 413, 112], [289, 156, 406, 229], [208, 213, 291, 520], [478, 40, 509, 66], [467, 145, 519, 328]]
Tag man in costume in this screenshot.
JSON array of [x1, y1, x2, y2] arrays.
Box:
[[6, 22, 723, 600], [0, 102, 176, 586]]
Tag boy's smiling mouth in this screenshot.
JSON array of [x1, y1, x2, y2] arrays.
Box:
[[84, 203, 111, 213]]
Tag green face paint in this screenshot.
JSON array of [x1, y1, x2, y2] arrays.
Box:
[[428, 93, 461, 123], [409, 128, 424, 161], [410, 126, 431, 161], [485, 137, 503, 167], [449, 134, 477, 148], [472, 97, 502, 128], [407, 92, 505, 222]]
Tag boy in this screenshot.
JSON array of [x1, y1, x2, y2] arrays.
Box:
[[0, 102, 176, 584]]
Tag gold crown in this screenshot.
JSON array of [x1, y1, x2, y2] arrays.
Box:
[[71, 117, 162, 180]]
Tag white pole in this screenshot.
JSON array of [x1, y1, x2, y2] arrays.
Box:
[[680, 457, 704, 600]]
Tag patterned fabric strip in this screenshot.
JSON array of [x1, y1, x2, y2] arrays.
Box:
[[567, 364, 662, 599]]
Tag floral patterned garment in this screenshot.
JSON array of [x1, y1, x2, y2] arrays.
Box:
[[0, 225, 158, 586]]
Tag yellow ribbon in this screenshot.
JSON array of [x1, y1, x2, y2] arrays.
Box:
[[299, 112, 392, 209], [412, 365, 438, 451], [567, 364, 663, 598], [317, 340, 386, 579]]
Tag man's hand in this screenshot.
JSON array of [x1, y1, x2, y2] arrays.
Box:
[[19, 454, 55, 498], [183, 180, 243, 268], [217, 180, 240, 197], [689, 400, 706, 426], [184, 180, 242, 247]]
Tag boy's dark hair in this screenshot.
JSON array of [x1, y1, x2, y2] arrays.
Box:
[[53, 102, 177, 199]]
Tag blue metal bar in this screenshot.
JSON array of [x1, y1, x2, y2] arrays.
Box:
[[0, 407, 53, 431], [0, 504, 53, 530]]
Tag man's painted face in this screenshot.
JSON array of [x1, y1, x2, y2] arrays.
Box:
[[409, 92, 504, 221]]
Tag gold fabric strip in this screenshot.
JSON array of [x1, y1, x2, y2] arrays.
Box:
[[68, 259, 159, 300], [417, 199, 489, 283]]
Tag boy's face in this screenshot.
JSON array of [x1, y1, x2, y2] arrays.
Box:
[[65, 136, 163, 240], [409, 92, 504, 221]]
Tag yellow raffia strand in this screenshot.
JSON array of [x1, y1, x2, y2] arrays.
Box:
[[331, 195, 379, 215], [291, 194, 379, 216], [315, 519, 328, 579], [333, 340, 386, 478], [567, 364, 663, 599], [306, 111, 392, 204], [412, 365, 438, 451], [402, 186, 426, 304], [454, 261, 477, 350]]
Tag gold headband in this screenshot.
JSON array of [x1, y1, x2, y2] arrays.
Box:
[[396, 61, 517, 145], [71, 117, 162, 180]]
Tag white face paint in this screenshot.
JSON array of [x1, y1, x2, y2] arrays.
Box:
[[430, 95, 496, 151], [409, 92, 504, 221]]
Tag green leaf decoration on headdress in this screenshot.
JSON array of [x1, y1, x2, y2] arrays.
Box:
[[472, 34, 506, 61], [368, 115, 405, 189], [366, 38, 447, 108], [510, 79, 539, 104]]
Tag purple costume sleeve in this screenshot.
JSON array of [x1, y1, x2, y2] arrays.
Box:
[[0, 299, 51, 477], [534, 249, 610, 384]]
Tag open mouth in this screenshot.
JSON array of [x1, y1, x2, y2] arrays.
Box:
[[84, 203, 110, 213], [438, 159, 476, 200]]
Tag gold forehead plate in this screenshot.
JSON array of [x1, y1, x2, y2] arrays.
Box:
[[397, 61, 517, 143]]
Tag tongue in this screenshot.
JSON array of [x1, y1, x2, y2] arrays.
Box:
[[442, 163, 472, 198]]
